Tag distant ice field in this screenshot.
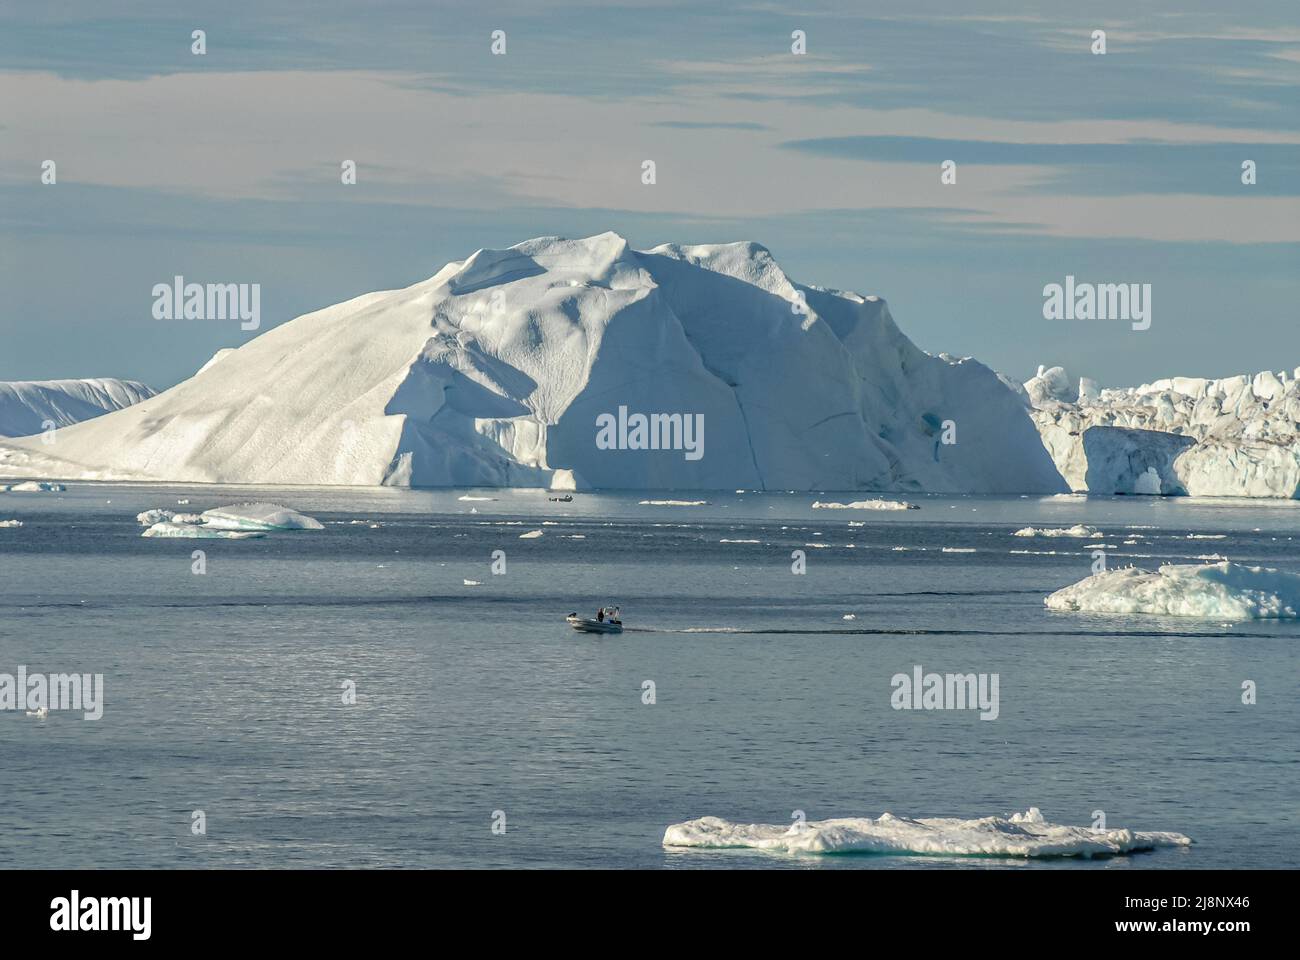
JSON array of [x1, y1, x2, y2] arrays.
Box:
[[1, 485, 1297, 868]]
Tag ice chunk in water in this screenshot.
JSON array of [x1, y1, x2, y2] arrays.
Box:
[[138, 502, 321, 538], [1046, 561, 1300, 619], [1013, 524, 1099, 538], [199, 503, 323, 531], [142, 522, 265, 539], [663, 807, 1190, 858]]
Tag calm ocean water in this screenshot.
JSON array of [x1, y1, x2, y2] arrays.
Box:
[[1, 484, 1297, 869]]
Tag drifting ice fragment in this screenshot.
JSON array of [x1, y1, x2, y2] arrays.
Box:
[[1045, 561, 1300, 619], [200, 503, 324, 531], [812, 499, 917, 511], [663, 807, 1190, 858], [139, 502, 322, 538], [1013, 524, 1099, 538], [142, 522, 264, 539]]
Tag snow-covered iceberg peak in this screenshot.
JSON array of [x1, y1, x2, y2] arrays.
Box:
[[1046, 561, 1300, 620], [663, 807, 1190, 858], [0, 233, 1065, 493]]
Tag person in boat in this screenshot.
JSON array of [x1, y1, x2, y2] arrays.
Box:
[[596, 608, 604, 622]]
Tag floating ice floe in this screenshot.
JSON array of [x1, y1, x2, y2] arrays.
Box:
[[1013, 524, 1100, 538], [137, 509, 203, 526], [200, 503, 324, 531], [663, 807, 1190, 858], [639, 499, 708, 506], [0, 480, 65, 493], [0, 519, 22, 528], [139, 502, 322, 538], [518, 529, 544, 539], [812, 499, 917, 510], [463, 579, 482, 586], [142, 522, 265, 539], [1045, 561, 1300, 619], [458, 495, 496, 501]]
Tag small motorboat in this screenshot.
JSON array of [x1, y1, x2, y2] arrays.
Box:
[[566, 606, 623, 634], [549, 494, 573, 503]]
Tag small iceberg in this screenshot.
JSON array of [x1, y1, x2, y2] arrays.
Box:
[[1, 481, 65, 493], [200, 503, 324, 531], [663, 807, 1190, 858], [639, 499, 708, 506], [137, 509, 203, 526], [1013, 524, 1099, 538], [139, 502, 322, 538], [518, 529, 544, 539], [1045, 561, 1300, 620], [0, 519, 22, 528], [812, 499, 917, 511], [142, 522, 265, 539]]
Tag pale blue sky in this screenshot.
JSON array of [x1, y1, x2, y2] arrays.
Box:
[[2, 0, 1297, 389]]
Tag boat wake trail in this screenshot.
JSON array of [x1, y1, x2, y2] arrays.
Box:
[[628, 625, 1283, 639]]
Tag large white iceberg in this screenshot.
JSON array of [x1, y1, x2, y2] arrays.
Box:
[[0, 233, 1065, 493], [1046, 561, 1300, 619], [1024, 364, 1300, 498], [663, 807, 1190, 858], [0, 378, 155, 438]]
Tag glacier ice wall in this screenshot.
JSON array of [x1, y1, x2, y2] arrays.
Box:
[[1024, 364, 1300, 499]]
